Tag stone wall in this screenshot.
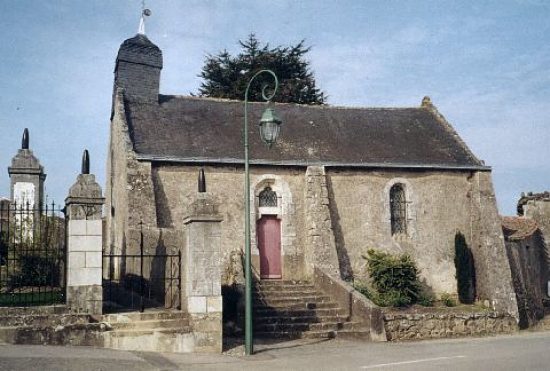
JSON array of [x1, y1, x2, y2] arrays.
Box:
[[469, 172, 518, 316], [304, 166, 340, 278], [115, 160, 518, 316], [150, 163, 309, 282], [313, 267, 386, 341], [523, 194, 550, 270], [327, 168, 518, 317], [327, 168, 472, 294], [106, 89, 159, 257], [522, 193, 550, 240], [383, 311, 517, 341], [505, 231, 547, 328]]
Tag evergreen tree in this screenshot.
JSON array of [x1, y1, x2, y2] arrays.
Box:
[[198, 34, 326, 105]]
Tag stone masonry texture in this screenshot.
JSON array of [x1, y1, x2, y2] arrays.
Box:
[[66, 173, 105, 315], [305, 166, 340, 278]]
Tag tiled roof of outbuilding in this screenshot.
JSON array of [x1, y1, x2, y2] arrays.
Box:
[[123, 95, 487, 169], [502, 216, 539, 241]]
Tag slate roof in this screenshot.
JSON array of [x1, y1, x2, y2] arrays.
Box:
[[502, 216, 539, 241], [117, 34, 162, 68], [123, 95, 486, 170]]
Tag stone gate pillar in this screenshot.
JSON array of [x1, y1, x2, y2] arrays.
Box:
[[65, 151, 105, 314], [183, 185, 223, 352]]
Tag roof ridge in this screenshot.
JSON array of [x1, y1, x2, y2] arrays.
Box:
[[158, 94, 422, 111]]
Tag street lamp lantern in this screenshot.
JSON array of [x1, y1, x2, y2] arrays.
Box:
[[243, 69, 281, 356], [259, 107, 282, 147]]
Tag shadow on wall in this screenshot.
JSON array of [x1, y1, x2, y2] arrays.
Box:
[[151, 165, 173, 228], [325, 175, 353, 280], [454, 232, 476, 304], [150, 230, 167, 306]]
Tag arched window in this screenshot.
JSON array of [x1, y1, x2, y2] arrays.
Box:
[[390, 184, 407, 235], [259, 186, 277, 207]]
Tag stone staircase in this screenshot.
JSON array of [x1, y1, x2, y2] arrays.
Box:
[[253, 280, 370, 340], [102, 310, 194, 353]]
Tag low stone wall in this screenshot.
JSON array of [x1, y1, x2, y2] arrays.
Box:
[[313, 267, 387, 341], [0, 308, 107, 346], [383, 311, 518, 341]]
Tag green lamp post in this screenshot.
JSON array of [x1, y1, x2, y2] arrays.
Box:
[[243, 69, 282, 355]]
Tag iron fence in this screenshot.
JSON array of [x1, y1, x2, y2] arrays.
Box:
[[102, 228, 181, 313], [0, 201, 66, 307]]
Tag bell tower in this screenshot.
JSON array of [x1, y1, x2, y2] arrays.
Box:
[[113, 8, 162, 104]]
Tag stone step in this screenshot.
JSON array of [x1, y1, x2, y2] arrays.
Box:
[[254, 285, 316, 292], [253, 307, 348, 318], [108, 318, 189, 331], [254, 330, 337, 340], [255, 321, 364, 333], [253, 295, 332, 306], [253, 289, 319, 298], [254, 301, 339, 310], [255, 321, 342, 332], [101, 310, 186, 323], [336, 329, 372, 341], [107, 327, 192, 337], [254, 280, 312, 286], [254, 315, 350, 325], [103, 327, 194, 353]]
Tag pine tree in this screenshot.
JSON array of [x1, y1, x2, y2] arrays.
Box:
[[198, 34, 326, 105]]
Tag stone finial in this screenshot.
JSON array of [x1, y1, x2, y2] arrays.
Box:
[[421, 96, 433, 108], [198, 168, 206, 193], [81, 149, 90, 175], [21, 128, 29, 150]]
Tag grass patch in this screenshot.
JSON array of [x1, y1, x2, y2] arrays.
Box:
[[0, 290, 64, 306]]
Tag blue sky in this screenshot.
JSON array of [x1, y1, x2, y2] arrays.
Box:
[[0, 0, 548, 215]]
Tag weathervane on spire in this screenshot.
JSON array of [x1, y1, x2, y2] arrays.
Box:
[[138, 0, 152, 35]]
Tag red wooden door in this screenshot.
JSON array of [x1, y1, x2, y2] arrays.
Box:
[[257, 215, 282, 279]]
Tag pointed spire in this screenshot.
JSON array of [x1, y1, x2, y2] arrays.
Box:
[[81, 149, 90, 175], [21, 128, 29, 149], [138, 2, 152, 35], [198, 168, 206, 193]]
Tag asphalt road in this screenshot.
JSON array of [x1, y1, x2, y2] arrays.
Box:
[[1, 331, 549, 370]]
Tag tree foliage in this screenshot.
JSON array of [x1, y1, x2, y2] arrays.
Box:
[[198, 34, 326, 105]]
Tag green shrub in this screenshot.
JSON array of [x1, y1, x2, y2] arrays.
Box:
[[361, 249, 422, 307], [417, 291, 435, 307], [440, 292, 457, 307]]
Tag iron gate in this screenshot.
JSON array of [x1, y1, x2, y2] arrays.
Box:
[[0, 202, 66, 307], [102, 228, 181, 313]]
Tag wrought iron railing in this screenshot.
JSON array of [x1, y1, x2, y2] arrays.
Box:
[[102, 227, 181, 313], [0, 201, 66, 307]]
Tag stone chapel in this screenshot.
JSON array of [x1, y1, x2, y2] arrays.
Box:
[[105, 31, 518, 319]]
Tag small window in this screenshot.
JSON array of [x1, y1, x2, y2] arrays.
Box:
[[259, 186, 277, 207], [390, 183, 407, 235]]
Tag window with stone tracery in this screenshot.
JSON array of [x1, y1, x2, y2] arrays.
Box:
[[390, 183, 407, 235], [259, 186, 277, 207]]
